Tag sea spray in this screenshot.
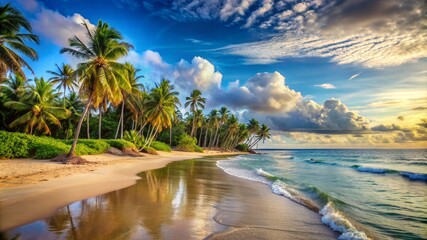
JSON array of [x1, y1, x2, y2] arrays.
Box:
[[320, 203, 370, 240]]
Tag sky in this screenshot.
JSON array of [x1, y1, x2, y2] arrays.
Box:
[[6, 0, 427, 148]]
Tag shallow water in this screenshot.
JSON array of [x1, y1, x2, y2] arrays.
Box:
[[218, 149, 427, 239], [1, 158, 336, 240]]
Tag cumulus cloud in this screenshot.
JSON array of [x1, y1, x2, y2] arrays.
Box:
[[315, 83, 336, 89], [128, 50, 222, 92], [215, 71, 302, 112], [32, 8, 95, 47]]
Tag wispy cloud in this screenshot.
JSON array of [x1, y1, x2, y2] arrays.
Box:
[[348, 73, 360, 80], [315, 83, 336, 89]]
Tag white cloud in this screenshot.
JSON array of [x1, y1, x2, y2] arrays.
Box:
[[216, 71, 303, 112], [220, 0, 256, 21], [243, 0, 274, 28], [315, 83, 336, 89], [293, 2, 309, 13], [32, 8, 95, 47], [348, 73, 360, 80]]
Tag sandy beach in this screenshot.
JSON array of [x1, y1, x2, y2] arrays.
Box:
[[0, 151, 245, 231], [1, 156, 338, 239]]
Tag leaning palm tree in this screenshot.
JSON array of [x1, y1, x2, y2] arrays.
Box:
[[249, 124, 271, 149], [184, 89, 205, 137], [142, 79, 179, 148], [115, 62, 144, 139], [63, 92, 84, 140], [214, 106, 229, 147], [5, 77, 70, 135], [0, 3, 39, 81], [60, 20, 133, 159], [47, 63, 77, 106]]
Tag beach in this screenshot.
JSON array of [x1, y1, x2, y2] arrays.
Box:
[[1, 156, 337, 239], [0, 151, 244, 231]]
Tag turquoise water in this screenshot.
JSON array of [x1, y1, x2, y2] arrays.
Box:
[[217, 149, 427, 239]]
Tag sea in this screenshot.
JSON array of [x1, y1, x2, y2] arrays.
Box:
[[217, 149, 427, 240]]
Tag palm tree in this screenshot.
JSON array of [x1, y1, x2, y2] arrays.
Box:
[[246, 118, 260, 146], [249, 124, 271, 149], [184, 90, 205, 137], [47, 63, 77, 106], [221, 114, 239, 150], [215, 107, 229, 147], [63, 92, 84, 140], [60, 20, 133, 158], [142, 79, 180, 148], [115, 62, 144, 139], [1, 74, 27, 101], [207, 109, 219, 148], [5, 77, 70, 135], [0, 3, 39, 81]]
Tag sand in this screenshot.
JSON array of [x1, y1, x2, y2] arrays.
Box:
[[2, 158, 337, 239], [0, 150, 245, 231]]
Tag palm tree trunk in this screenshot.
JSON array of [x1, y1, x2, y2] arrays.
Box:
[[63, 85, 66, 107], [203, 128, 209, 147], [68, 95, 92, 157], [98, 107, 102, 139], [120, 100, 125, 139], [191, 115, 196, 137], [198, 127, 203, 146], [169, 127, 172, 146], [86, 111, 90, 139]]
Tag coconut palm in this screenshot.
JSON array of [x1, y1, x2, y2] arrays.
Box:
[[5, 77, 70, 135], [214, 106, 229, 147], [47, 63, 77, 106], [249, 124, 271, 149], [1, 74, 27, 101], [142, 79, 180, 148], [0, 3, 39, 81], [115, 62, 144, 139], [246, 118, 260, 146], [60, 20, 133, 158], [207, 109, 219, 148], [184, 89, 205, 137], [63, 92, 84, 140]]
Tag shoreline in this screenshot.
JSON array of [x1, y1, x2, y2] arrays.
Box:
[[3, 157, 338, 239], [0, 151, 246, 231]]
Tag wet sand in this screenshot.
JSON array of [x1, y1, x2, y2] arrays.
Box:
[[1, 158, 337, 239], [0, 151, 245, 231]]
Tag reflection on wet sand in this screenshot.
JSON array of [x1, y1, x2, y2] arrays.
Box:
[[3, 158, 336, 240]]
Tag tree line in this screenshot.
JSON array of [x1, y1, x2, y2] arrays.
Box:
[[0, 3, 271, 162]]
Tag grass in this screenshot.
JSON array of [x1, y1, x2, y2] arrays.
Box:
[[150, 141, 171, 152]]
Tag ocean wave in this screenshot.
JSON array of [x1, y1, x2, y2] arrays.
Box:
[[272, 155, 294, 160], [216, 160, 271, 184], [351, 165, 397, 174], [408, 161, 427, 166], [320, 203, 370, 240], [304, 159, 338, 166], [399, 171, 427, 181], [352, 165, 427, 182]]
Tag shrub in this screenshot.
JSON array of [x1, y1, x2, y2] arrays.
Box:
[[123, 130, 145, 148], [176, 134, 203, 153], [0, 130, 30, 158], [235, 143, 249, 152], [105, 139, 136, 150], [142, 146, 158, 155], [76, 139, 110, 154], [30, 137, 70, 159], [150, 141, 171, 152]]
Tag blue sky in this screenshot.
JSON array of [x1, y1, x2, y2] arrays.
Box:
[[7, 0, 427, 148]]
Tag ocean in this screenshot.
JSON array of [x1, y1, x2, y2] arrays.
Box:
[[217, 149, 427, 240]]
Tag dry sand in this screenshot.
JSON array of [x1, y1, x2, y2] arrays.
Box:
[[0, 150, 245, 231]]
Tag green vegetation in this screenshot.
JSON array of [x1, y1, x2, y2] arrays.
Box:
[[142, 146, 158, 155], [176, 134, 203, 153], [104, 139, 135, 150], [235, 143, 249, 152], [0, 4, 270, 163], [150, 141, 171, 152]]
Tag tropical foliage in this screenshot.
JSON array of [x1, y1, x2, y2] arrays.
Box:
[[0, 4, 270, 161]]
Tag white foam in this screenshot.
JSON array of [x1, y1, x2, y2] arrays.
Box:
[[216, 160, 271, 184], [271, 180, 301, 204], [320, 203, 370, 240], [256, 168, 274, 178]]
